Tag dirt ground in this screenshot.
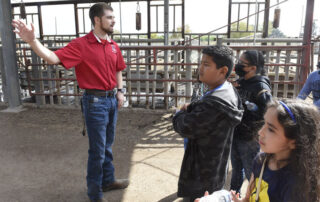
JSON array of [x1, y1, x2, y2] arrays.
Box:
[[0, 104, 187, 202]]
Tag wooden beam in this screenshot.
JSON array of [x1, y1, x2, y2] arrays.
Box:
[[301, 0, 314, 85]]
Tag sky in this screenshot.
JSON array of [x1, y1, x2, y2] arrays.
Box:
[[10, 0, 320, 38]]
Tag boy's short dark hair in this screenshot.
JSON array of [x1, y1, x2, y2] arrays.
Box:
[[89, 3, 113, 26], [202, 45, 234, 78]]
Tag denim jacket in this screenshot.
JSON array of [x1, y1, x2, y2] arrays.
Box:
[[298, 70, 320, 108]]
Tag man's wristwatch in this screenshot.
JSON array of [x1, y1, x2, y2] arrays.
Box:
[[117, 88, 125, 94]]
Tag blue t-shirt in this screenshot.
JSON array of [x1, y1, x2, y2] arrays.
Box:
[[250, 155, 295, 202], [298, 70, 320, 109]]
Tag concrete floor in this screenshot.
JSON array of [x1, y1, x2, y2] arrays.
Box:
[[0, 104, 246, 202], [0, 105, 185, 202]]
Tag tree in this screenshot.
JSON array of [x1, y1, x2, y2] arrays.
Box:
[[268, 28, 286, 38], [230, 22, 256, 38], [151, 33, 164, 39], [170, 24, 192, 39]]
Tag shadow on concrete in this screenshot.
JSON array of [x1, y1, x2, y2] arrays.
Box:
[[0, 105, 184, 202], [158, 192, 178, 202]]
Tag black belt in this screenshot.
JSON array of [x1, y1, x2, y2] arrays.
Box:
[[84, 89, 116, 97]]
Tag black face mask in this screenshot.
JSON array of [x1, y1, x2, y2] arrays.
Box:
[[235, 64, 248, 77]]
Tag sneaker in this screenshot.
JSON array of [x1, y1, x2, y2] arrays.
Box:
[[102, 179, 129, 192]]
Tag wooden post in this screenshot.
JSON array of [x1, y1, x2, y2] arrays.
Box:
[[145, 50, 150, 108], [64, 69, 70, 105], [73, 68, 79, 106], [47, 42, 54, 104], [56, 67, 62, 105], [294, 51, 302, 97], [186, 49, 192, 102], [126, 50, 132, 107], [272, 50, 281, 97], [300, 0, 314, 88], [0, 46, 8, 103], [283, 42, 292, 98], [47, 65, 54, 104], [136, 49, 141, 105], [152, 49, 157, 109], [174, 50, 178, 107], [31, 52, 44, 105]]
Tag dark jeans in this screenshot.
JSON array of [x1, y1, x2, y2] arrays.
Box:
[[82, 93, 118, 200], [230, 137, 259, 193]]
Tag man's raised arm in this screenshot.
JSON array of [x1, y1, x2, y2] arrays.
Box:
[[12, 19, 60, 65]]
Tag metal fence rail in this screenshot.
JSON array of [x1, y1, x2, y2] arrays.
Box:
[[12, 43, 306, 109]]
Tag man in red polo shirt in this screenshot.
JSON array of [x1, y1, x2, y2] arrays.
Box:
[[12, 3, 128, 202]]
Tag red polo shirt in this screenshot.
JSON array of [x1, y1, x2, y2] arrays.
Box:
[[54, 31, 126, 91]]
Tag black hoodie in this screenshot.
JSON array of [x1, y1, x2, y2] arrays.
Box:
[[173, 81, 244, 199], [234, 75, 272, 140]]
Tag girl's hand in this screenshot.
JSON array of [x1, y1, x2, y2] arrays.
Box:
[[194, 191, 209, 202], [230, 190, 241, 202]]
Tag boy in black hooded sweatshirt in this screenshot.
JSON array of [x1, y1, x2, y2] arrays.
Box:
[[172, 45, 244, 202]]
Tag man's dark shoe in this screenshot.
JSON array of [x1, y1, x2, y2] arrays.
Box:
[[102, 179, 129, 192]]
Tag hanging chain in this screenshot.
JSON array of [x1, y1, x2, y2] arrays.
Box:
[[137, 0, 140, 13]]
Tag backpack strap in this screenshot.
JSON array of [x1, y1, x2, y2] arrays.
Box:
[[255, 156, 267, 202], [257, 89, 270, 97]]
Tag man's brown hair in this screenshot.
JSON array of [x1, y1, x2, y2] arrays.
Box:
[[89, 3, 113, 26]]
